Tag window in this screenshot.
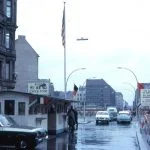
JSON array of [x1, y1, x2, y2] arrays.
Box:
[[6, 0, 11, 18], [0, 61, 2, 79], [5, 32, 10, 48], [0, 28, 4, 46], [5, 100, 14, 115], [6, 61, 10, 80], [18, 102, 25, 115], [0, 102, 1, 114]]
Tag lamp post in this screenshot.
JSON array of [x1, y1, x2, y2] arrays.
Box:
[[123, 82, 136, 110], [117, 67, 138, 119], [65, 67, 86, 99], [81, 77, 96, 122]]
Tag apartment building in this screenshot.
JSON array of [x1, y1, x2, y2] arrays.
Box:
[[0, 0, 17, 90]]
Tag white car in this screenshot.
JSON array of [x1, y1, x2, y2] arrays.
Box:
[[117, 111, 132, 124], [96, 111, 110, 125]]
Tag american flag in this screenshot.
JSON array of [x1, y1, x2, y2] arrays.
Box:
[[61, 4, 65, 47]]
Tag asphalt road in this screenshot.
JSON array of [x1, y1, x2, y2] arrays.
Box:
[[36, 117, 139, 150]]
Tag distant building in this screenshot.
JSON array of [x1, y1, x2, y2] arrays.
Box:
[[116, 92, 124, 110], [0, 0, 17, 90], [76, 86, 86, 108], [86, 79, 116, 109], [14, 35, 54, 96]]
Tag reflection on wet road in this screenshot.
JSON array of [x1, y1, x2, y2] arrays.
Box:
[[38, 119, 139, 150]]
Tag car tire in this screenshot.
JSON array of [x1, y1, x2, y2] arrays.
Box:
[[96, 120, 99, 125], [16, 138, 29, 149]]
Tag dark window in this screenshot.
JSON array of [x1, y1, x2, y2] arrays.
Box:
[[6, 61, 10, 80], [0, 61, 2, 80], [5, 100, 15, 115], [18, 102, 25, 115], [0, 102, 1, 114]]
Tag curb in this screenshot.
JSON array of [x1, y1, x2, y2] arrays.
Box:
[[78, 121, 92, 124], [135, 122, 148, 150]]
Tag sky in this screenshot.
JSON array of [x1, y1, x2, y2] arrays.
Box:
[[16, 0, 150, 105]]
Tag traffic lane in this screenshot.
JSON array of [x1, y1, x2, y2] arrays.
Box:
[[0, 121, 139, 150], [77, 121, 139, 150], [35, 120, 139, 150]]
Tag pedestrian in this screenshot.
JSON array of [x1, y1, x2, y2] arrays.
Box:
[[73, 107, 78, 130], [67, 106, 76, 133]]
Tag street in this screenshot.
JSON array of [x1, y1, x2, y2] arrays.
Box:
[[36, 117, 139, 150]]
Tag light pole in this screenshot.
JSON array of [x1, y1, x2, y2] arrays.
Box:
[[81, 77, 96, 122], [117, 67, 138, 119], [65, 67, 86, 99], [122, 82, 136, 111]]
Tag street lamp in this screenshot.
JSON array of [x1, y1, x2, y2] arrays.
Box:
[[76, 37, 88, 41], [65, 67, 86, 99], [117, 67, 138, 83], [117, 67, 138, 119], [81, 77, 96, 122]]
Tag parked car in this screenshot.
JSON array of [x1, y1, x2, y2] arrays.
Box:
[[117, 111, 132, 124], [96, 111, 110, 125], [0, 114, 48, 149]]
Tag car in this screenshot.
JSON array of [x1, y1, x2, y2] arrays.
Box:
[[0, 114, 48, 149], [117, 111, 132, 124], [96, 111, 110, 125], [107, 107, 118, 121]]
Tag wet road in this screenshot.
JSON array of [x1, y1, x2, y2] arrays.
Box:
[[36, 118, 139, 150]]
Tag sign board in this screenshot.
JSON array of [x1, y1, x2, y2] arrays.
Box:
[[28, 82, 49, 95], [140, 89, 150, 106]]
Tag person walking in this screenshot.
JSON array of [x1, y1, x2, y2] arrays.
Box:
[[73, 108, 78, 130], [67, 106, 76, 133]]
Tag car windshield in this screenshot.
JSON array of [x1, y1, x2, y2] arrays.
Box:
[[119, 113, 129, 116], [0, 115, 17, 126], [0, 115, 12, 126], [97, 112, 108, 115]]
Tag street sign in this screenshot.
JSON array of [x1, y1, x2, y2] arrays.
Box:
[[140, 89, 150, 106], [28, 82, 49, 95]]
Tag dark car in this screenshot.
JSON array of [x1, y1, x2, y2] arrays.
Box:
[[0, 114, 48, 149]]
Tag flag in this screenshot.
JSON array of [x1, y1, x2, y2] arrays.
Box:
[[73, 84, 78, 96], [61, 4, 65, 47], [137, 82, 144, 90]]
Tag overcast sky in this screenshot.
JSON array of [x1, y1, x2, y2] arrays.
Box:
[[16, 0, 150, 105]]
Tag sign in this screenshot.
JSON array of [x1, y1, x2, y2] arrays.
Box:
[[140, 89, 150, 106], [28, 82, 49, 95]]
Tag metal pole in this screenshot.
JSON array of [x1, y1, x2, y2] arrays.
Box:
[[83, 99, 85, 122], [65, 68, 86, 99], [117, 67, 139, 120]]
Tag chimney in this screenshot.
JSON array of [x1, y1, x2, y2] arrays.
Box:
[[18, 35, 26, 40]]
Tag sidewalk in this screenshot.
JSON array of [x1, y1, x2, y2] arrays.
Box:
[[135, 121, 150, 150]]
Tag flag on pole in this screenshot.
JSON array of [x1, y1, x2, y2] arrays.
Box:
[[61, 3, 65, 47], [137, 82, 144, 90], [73, 84, 78, 96]]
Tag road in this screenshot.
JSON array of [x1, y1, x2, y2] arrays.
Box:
[[36, 117, 140, 150]]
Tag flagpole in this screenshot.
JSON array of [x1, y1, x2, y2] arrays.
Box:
[[63, 2, 67, 99]]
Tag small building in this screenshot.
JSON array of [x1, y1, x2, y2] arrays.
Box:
[[0, 91, 72, 134]]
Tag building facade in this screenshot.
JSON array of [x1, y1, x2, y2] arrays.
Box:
[[76, 86, 86, 108], [14, 35, 54, 96], [115, 92, 124, 110], [0, 0, 17, 90], [86, 79, 116, 109]]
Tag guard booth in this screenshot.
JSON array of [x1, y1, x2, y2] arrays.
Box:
[[0, 91, 73, 135]]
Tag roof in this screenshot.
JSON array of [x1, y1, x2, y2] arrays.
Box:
[[0, 91, 74, 103]]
